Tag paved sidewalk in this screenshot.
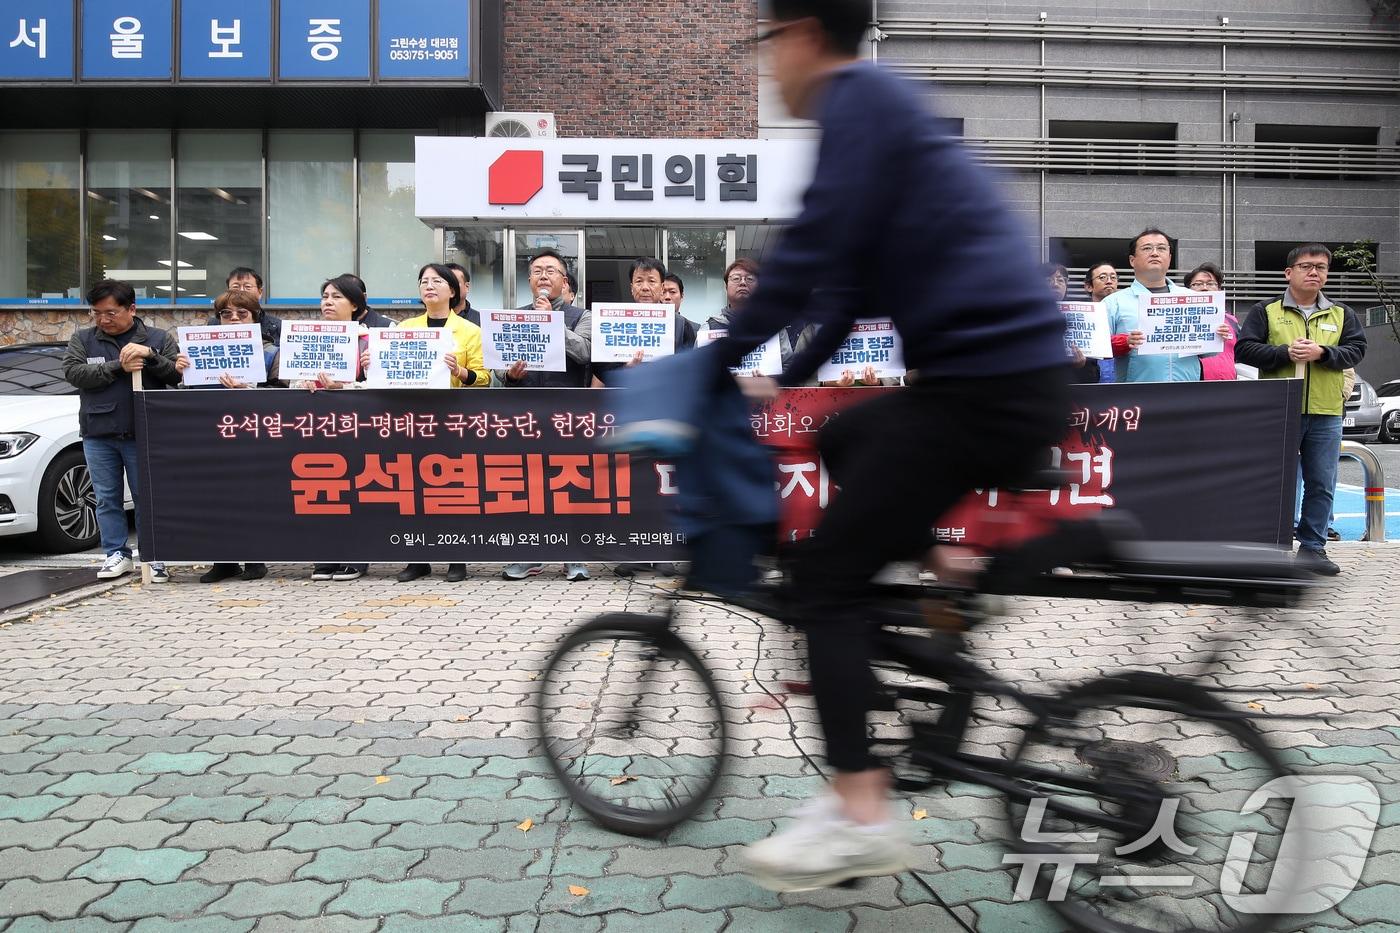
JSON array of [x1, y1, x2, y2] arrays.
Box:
[[0, 546, 1397, 932]]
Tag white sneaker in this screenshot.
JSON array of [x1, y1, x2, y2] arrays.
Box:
[[741, 793, 913, 892], [564, 563, 589, 582], [502, 563, 544, 580], [148, 563, 169, 584], [97, 553, 133, 579]]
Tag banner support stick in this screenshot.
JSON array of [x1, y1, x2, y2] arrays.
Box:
[[132, 370, 151, 586]]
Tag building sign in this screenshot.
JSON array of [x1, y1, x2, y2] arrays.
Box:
[[378, 0, 469, 80], [0, 0, 75, 79], [82, 0, 173, 79], [416, 138, 818, 224], [179, 0, 272, 79], [277, 0, 370, 80]]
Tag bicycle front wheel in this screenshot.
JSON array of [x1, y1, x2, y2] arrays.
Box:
[[534, 612, 728, 837]]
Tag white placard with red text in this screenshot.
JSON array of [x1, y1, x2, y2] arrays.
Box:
[[591, 304, 676, 364], [1059, 302, 1113, 359], [695, 327, 783, 377], [1137, 291, 1226, 356], [480, 309, 567, 372], [816, 318, 905, 382], [177, 325, 267, 387], [364, 329, 453, 389], [276, 321, 362, 383]]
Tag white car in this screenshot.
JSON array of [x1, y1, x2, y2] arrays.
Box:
[[1377, 380, 1400, 443], [0, 342, 132, 552]]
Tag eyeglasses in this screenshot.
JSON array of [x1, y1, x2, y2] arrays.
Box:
[[91, 308, 127, 319], [727, 273, 757, 285], [1091, 272, 1119, 283], [529, 266, 563, 278], [419, 276, 449, 286], [217, 309, 253, 320], [1136, 245, 1171, 255], [1290, 262, 1329, 273]]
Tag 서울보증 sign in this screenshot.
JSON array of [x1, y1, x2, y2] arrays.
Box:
[[1060, 301, 1113, 359], [364, 329, 452, 389], [277, 321, 361, 383], [591, 304, 676, 364], [480, 309, 566, 373], [1137, 291, 1226, 357], [177, 325, 266, 387], [816, 318, 905, 383], [695, 327, 783, 377], [415, 137, 817, 224]]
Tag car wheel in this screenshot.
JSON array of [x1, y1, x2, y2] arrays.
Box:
[[1382, 411, 1400, 444], [35, 448, 101, 553]]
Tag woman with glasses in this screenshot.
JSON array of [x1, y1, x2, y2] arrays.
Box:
[[392, 263, 490, 585], [1187, 262, 1239, 382]]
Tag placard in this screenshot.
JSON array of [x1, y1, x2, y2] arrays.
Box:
[[276, 320, 360, 383], [177, 325, 266, 387], [695, 327, 783, 377], [815, 318, 905, 382], [480, 309, 566, 372], [364, 328, 451, 389], [1137, 291, 1226, 357], [1060, 301, 1112, 359], [591, 304, 676, 364]]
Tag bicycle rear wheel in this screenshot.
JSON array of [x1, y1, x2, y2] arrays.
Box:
[[535, 612, 728, 836], [1005, 672, 1291, 933]]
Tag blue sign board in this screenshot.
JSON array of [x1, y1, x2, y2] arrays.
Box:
[[377, 0, 470, 80], [179, 0, 272, 80], [0, 0, 75, 79], [278, 0, 370, 80], [82, 0, 174, 79]]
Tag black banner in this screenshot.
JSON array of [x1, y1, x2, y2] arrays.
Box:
[[136, 381, 1302, 562]]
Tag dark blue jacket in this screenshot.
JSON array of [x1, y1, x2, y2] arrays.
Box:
[[718, 61, 1066, 383]]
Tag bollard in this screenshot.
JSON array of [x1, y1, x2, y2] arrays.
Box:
[[1339, 441, 1386, 543]]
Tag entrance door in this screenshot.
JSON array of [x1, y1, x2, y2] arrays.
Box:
[[580, 226, 661, 307]]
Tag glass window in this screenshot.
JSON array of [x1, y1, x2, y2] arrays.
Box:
[[87, 131, 173, 302], [268, 131, 354, 303], [579, 226, 656, 307], [515, 230, 582, 308], [444, 227, 504, 311], [360, 131, 435, 305], [664, 228, 727, 325], [176, 132, 263, 304], [0, 132, 81, 303]]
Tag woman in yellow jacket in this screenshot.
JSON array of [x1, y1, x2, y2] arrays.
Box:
[[396, 262, 489, 584]]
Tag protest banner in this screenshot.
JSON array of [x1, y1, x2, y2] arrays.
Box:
[[591, 304, 676, 363], [1137, 291, 1226, 356], [176, 325, 266, 387], [276, 321, 361, 382], [1059, 302, 1113, 359], [480, 309, 566, 372], [136, 381, 1300, 563], [695, 327, 783, 376], [815, 318, 905, 382], [364, 329, 452, 389]]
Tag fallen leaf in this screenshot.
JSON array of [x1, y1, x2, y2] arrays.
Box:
[[568, 885, 590, 897], [1303, 683, 1319, 690], [516, 818, 534, 832], [374, 775, 391, 785], [211, 586, 226, 593], [528, 673, 539, 681], [610, 775, 637, 786], [1247, 702, 1264, 711], [596, 651, 611, 658], [454, 715, 470, 722], [912, 809, 928, 820]]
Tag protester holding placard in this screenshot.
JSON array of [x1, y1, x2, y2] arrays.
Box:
[[591, 258, 696, 386], [1045, 262, 1101, 384], [394, 263, 489, 585], [1104, 228, 1230, 382], [1188, 263, 1240, 381], [1083, 261, 1119, 383], [706, 259, 802, 369], [495, 249, 592, 390]]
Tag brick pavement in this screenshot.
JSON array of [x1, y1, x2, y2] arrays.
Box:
[[0, 547, 1397, 931]]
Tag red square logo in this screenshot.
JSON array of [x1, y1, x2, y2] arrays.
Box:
[[489, 150, 544, 205]]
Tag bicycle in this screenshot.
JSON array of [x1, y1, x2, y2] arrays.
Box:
[[534, 513, 1315, 933]]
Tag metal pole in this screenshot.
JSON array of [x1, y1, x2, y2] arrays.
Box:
[[1339, 440, 1387, 542]]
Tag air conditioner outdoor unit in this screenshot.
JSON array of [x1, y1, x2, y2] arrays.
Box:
[[485, 112, 556, 138]]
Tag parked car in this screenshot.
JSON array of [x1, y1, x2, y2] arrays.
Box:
[[0, 342, 131, 552], [1343, 377, 1382, 444], [1377, 379, 1400, 443]]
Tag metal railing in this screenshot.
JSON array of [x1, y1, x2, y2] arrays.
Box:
[[885, 61, 1400, 95], [877, 18, 1400, 51], [1339, 442, 1387, 542], [965, 138, 1400, 178], [1064, 270, 1400, 308]]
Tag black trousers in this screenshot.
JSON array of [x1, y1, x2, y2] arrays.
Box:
[[790, 366, 1070, 772]]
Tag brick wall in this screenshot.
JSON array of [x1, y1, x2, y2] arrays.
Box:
[[502, 1, 757, 137]]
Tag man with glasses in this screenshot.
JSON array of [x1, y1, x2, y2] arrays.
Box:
[[1104, 228, 1230, 383], [706, 259, 801, 368], [499, 249, 594, 583], [63, 279, 189, 583], [1236, 244, 1366, 576], [208, 267, 282, 343], [1083, 260, 1120, 382]]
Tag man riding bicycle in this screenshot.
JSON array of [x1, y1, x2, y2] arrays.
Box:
[[715, 0, 1072, 891]]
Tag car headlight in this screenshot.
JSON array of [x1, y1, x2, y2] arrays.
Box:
[[0, 433, 39, 459]]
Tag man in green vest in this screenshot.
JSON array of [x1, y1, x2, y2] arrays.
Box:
[[1236, 243, 1366, 576]]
